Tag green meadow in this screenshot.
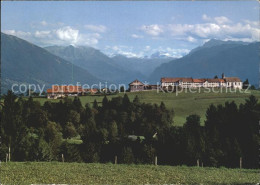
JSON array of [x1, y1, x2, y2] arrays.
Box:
[[33, 89, 260, 126], [0, 162, 258, 184]]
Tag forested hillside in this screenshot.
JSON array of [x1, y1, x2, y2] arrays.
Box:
[[0, 91, 259, 168]]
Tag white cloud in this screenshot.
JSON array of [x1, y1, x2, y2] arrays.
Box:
[[214, 16, 231, 25], [84, 25, 107, 33], [35, 30, 51, 38], [168, 24, 194, 37], [155, 47, 190, 58], [202, 14, 231, 24], [3, 29, 16, 35], [243, 20, 258, 27], [104, 45, 144, 58], [3, 30, 31, 37], [141, 16, 260, 42], [77, 33, 101, 45], [131, 34, 143, 39], [144, 45, 151, 51], [223, 37, 257, 42], [3, 26, 102, 46], [202, 14, 211, 21], [193, 23, 221, 38], [104, 45, 190, 59], [140, 24, 163, 36], [187, 36, 197, 42], [40, 21, 48, 26], [55, 26, 79, 44], [31, 21, 64, 29]]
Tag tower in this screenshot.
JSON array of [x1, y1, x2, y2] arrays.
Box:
[[222, 73, 225, 79]]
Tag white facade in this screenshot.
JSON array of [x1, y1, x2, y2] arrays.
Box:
[[161, 77, 242, 89], [226, 82, 243, 89]]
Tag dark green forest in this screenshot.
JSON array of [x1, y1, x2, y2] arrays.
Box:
[[0, 91, 259, 168]]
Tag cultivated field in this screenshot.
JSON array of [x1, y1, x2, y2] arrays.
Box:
[[34, 89, 260, 126], [0, 162, 259, 184]]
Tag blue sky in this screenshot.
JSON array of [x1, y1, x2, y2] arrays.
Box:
[[1, 1, 259, 58]]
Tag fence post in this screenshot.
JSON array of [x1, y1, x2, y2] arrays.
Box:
[[202, 162, 203, 168], [155, 156, 158, 166], [6, 154, 8, 163], [240, 157, 242, 169], [8, 147, 10, 162], [62, 154, 64, 163], [197, 159, 199, 167], [114, 156, 117, 164]]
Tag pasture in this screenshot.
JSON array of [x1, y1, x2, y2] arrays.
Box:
[[33, 89, 260, 126], [0, 162, 259, 184]]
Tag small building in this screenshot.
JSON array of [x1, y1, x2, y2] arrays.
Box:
[[224, 77, 242, 89], [83, 88, 99, 95], [47, 85, 83, 99], [129, 79, 144, 92], [161, 77, 183, 89], [144, 84, 160, 91], [161, 77, 193, 89]]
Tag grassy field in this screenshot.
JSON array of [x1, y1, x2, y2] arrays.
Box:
[[33, 89, 260, 126], [0, 162, 258, 184]]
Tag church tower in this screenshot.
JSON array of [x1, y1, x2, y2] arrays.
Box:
[[222, 73, 225, 79]]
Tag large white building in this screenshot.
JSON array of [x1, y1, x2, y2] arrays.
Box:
[[161, 75, 242, 89]]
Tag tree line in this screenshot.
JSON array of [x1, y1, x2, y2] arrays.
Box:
[[0, 90, 259, 168]]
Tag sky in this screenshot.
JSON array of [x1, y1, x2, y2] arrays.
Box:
[[1, 1, 259, 58]]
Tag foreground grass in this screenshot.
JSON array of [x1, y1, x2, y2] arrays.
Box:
[[33, 90, 260, 126], [0, 162, 259, 184]]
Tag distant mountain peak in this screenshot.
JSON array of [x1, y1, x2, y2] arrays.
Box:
[[150, 51, 171, 59], [1, 33, 101, 93], [203, 39, 249, 48], [189, 39, 250, 55], [203, 39, 225, 47]]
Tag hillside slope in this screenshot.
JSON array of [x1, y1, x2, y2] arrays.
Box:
[[149, 40, 259, 86], [1, 33, 102, 93], [45, 46, 145, 84], [111, 55, 173, 76]]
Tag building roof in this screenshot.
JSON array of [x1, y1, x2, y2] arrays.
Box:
[[129, 79, 144, 86], [181, 78, 193, 83], [224, 77, 242, 82], [193, 79, 204, 83], [161, 77, 192, 83], [161, 77, 236, 84], [47, 85, 83, 94], [84, 88, 99, 93], [207, 79, 225, 83]]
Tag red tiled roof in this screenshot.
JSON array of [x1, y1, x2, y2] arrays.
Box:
[[161, 77, 185, 83], [207, 79, 225, 83], [181, 78, 193, 83], [193, 79, 205, 83], [161, 76, 241, 84], [224, 77, 241, 82], [161, 77, 193, 83], [47, 85, 83, 94]]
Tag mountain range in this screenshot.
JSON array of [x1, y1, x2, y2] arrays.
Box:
[[1, 32, 259, 94], [1, 33, 102, 93], [149, 39, 259, 86], [44, 45, 146, 84], [110, 55, 173, 76]]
